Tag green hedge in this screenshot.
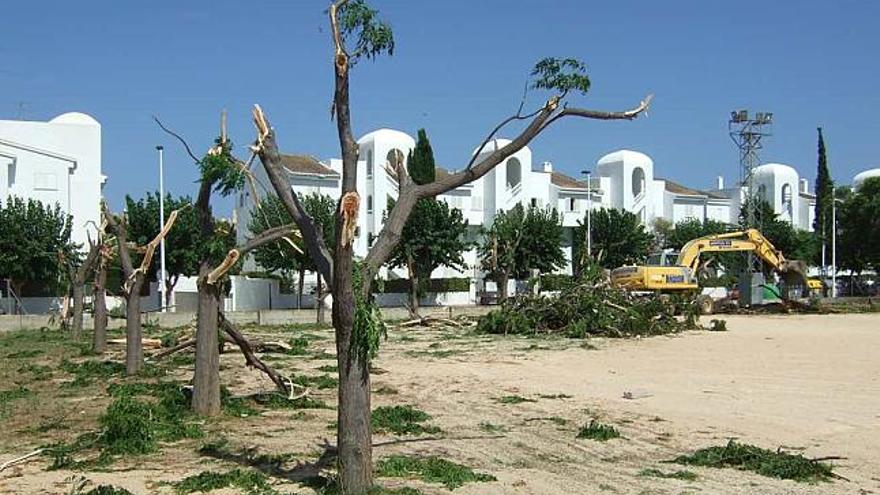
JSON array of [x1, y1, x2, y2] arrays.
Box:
[[538, 274, 574, 292], [377, 277, 471, 294]]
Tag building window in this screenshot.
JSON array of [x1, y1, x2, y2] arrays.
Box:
[[471, 195, 483, 211], [506, 157, 522, 189], [6, 162, 14, 189], [367, 194, 373, 213], [530, 198, 538, 208], [632, 167, 645, 197], [569, 197, 577, 212], [366, 151, 373, 178], [386, 149, 403, 174]]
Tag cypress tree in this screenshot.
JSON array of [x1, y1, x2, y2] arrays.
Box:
[[408, 128, 436, 185], [813, 127, 834, 259]]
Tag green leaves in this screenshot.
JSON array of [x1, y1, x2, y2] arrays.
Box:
[[124, 192, 202, 282], [0, 196, 75, 294], [479, 204, 566, 281], [200, 139, 245, 197], [531, 57, 591, 96], [575, 208, 653, 269], [339, 0, 394, 63]]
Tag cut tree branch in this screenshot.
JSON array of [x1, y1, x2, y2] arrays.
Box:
[[251, 106, 334, 286], [364, 93, 653, 275], [206, 222, 300, 285]]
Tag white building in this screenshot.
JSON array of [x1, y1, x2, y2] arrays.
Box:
[[236, 127, 820, 281], [0, 112, 105, 246]]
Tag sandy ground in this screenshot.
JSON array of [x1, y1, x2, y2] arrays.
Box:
[[1, 313, 878, 494]]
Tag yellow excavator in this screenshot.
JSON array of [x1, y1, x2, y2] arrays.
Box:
[[610, 229, 811, 313]]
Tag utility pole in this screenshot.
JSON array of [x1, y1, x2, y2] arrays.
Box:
[[157, 145, 167, 312], [581, 169, 592, 268]]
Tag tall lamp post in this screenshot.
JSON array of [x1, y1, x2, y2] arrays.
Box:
[[831, 197, 843, 298], [157, 145, 167, 312]]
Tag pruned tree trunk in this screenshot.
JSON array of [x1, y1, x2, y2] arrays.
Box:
[[69, 241, 101, 340], [499, 271, 510, 301], [333, 246, 373, 492], [298, 267, 305, 309], [71, 283, 85, 340], [407, 258, 420, 318], [193, 264, 221, 416], [316, 272, 326, 325], [125, 274, 145, 375], [92, 259, 108, 354]]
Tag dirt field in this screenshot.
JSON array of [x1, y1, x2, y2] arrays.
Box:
[[1, 313, 878, 494]]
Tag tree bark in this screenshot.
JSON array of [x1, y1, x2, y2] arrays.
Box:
[[71, 283, 85, 340], [499, 270, 510, 301], [193, 263, 221, 416], [125, 273, 145, 375], [316, 272, 326, 325], [92, 259, 108, 354], [298, 268, 305, 309], [408, 259, 420, 318]]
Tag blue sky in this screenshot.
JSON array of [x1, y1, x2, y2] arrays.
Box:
[[2, 1, 878, 214]]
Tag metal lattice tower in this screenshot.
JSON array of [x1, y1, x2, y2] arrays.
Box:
[[729, 109, 773, 230]]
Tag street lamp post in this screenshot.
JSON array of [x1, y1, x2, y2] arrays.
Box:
[[831, 197, 840, 298], [157, 145, 167, 312]]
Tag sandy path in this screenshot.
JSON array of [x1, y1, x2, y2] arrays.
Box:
[[377, 313, 880, 494]]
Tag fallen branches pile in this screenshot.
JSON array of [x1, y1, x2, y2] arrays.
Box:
[[476, 281, 699, 338]]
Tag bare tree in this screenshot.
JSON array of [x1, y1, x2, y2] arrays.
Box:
[[67, 240, 101, 340], [249, 3, 652, 492], [155, 116, 300, 416], [105, 204, 181, 375], [92, 235, 111, 354]]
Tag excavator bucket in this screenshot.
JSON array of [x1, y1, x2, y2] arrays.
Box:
[[778, 260, 809, 299]]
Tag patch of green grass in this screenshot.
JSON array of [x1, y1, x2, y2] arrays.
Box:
[[478, 421, 508, 434], [317, 364, 338, 373], [405, 349, 463, 359], [99, 396, 157, 455], [0, 386, 31, 417], [671, 440, 836, 483], [285, 336, 311, 356], [82, 486, 135, 495], [251, 392, 330, 410], [576, 420, 620, 441], [494, 395, 536, 405], [538, 393, 573, 399], [171, 469, 278, 495], [639, 468, 698, 481], [293, 374, 338, 390], [372, 405, 441, 436], [17, 363, 52, 380], [60, 359, 125, 388], [376, 455, 496, 489], [5, 348, 44, 358], [169, 354, 195, 367], [373, 385, 398, 395]]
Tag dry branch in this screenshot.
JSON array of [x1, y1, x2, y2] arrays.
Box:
[[0, 449, 45, 473], [219, 312, 293, 396]]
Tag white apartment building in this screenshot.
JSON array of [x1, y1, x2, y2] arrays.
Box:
[[237, 127, 827, 280], [0, 112, 105, 247]]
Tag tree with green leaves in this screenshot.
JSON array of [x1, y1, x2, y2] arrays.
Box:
[[388, 128, 470, 316], [388, 198, 470, 316], [665, 218, 730, 250], [576, 208, 653, 269], [125, 192, 202, 308], [813, 127, 834, 265], [249, 192, 336, 323], [407, 129, 436, 185], [739, 198, 816, 263], [249, 2, 650, 489], [479, 204, 565, 300], [837, 177, 880, 277], [0, 197, 75, 309]]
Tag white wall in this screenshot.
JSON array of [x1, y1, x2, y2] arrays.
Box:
[[0, 113, 103, 247]]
